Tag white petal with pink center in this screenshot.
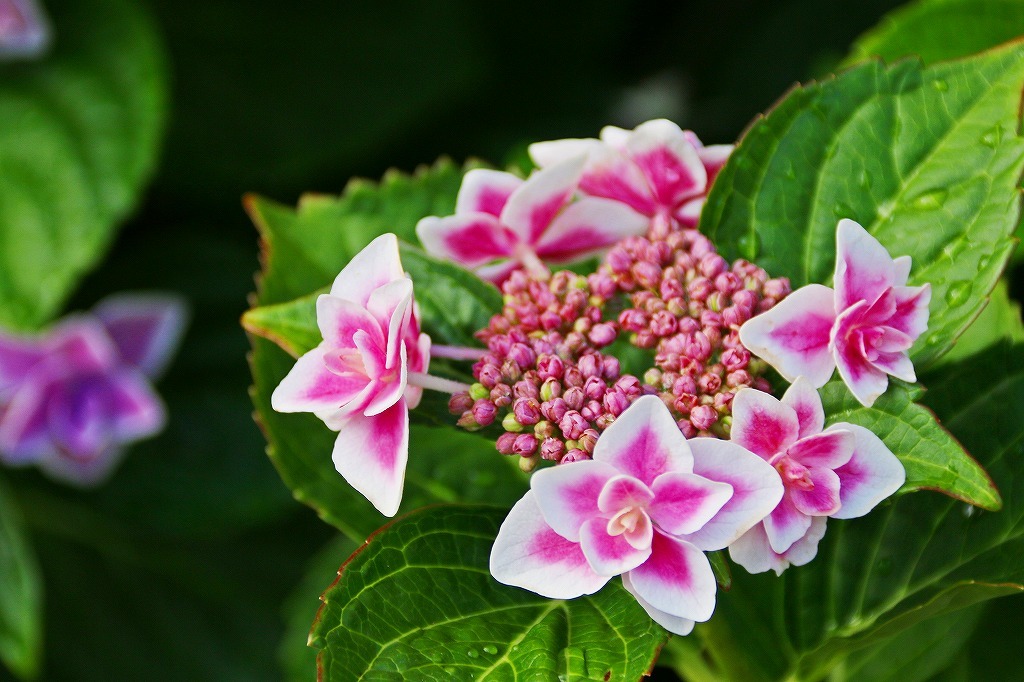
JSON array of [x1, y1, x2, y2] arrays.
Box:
[[528, 119, 732, 231], [417, 158, 647, 283], [491, 395, 783, 635], [271, 234, 433, 517], [740, 219, 930, 407], [725, 383, 904, 573]]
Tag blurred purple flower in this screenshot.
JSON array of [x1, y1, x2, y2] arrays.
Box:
[[0, 293, 188, 485], [0, 0, 50, 60]]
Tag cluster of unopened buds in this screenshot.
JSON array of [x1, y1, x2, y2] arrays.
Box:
[[273, 119, 931, 635]]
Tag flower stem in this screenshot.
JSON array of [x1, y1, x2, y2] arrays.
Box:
[[431, 344, 487, 361], [407, 372, 471, 394], [515, 246, 551, 281]]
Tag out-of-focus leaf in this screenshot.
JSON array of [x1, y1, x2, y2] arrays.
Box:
[[0, 477, 41, 680], [311, 505, 669, 681], [0, 0, 167, 329], [702, 43, 1024, 367], [939, 279, 1024, 364], [279, 534, 357, 682]]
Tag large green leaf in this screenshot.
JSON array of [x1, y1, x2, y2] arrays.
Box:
[[701, 42, 1024, 367], [846, 0, 1024, 67], [247, 161, 524, 539], [0, 478, 42, 680], [311, 505, 669, 681], [821, 380, 1000, 510], [938, 279, 1024, 364], [693, 342, 1024, 681], [245, 158, 467, 307], [0, 0, 167, 330]]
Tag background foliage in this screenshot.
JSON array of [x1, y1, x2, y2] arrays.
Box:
[[2, 0, 1024, 680]]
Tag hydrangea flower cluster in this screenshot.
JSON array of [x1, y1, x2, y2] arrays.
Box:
[[0, 294, 186, 485], [272, 119, 931, 636]]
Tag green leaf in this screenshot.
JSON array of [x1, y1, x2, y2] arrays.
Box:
[[701, 42, 1024, 367], [842, 603, 983, 682], [399, 244, 502, 349], [0, 0, 167, 330], [845, 0, 1024, 68], [245, 158, 468, 307], [0, 478, 42, 680], [938, 279, 1024, 364], [820, 380, 1001, 510], [242, 291, 322, 359], [694, 341, 1024, 681], [311, 505, 669, 681]]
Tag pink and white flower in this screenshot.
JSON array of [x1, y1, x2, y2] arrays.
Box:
[[528, 119, 732, 231], [726, 379, 905, 575], [490, 394, 783, 635], [272, 234, 431, 517], [0, 294, 187, 485], [739, 219, 931, 407], [416, 158, 648, 283]]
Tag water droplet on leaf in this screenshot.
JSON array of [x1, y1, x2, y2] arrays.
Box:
[[912, 188, 948, 210], [482, 645, 498, 655], [932, 79, 949, 92], [737, 231, 761, 259], [467, 649, 479, 659], [945, 280, 972, 307], [981, 124, 1004, 147]]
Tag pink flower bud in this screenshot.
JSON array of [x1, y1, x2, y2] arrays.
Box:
[[561, 448, 589, 464], [508, 343, 536, 368], [690, 404, 718, 430], [763, 278, 791, 299], [633, 261, 662, 289], [634, 330, 657, 348], [581, 400, 603, 421], [578, 428, 599, 453], [588, 323, 617, 347], [536, 354, 564, 381], [732, 289, 757, 311], [726, 370, 752, 388], [688, 276, 713, 302], [541, 398, 568, 422], [539, 310, 562, 330], [721, 348, 750, 371], [540, 377, 562, 401], [513, 398, 541, 425], [559, 410, 588, 440], [699, 253, 728, 278], [618, 308, 647, 332], [563, 386, 585, 411], [513, 434, 538, 456], [659, 277, 684, 300], [478, 363, 502, 388], [672, 375, 698, 397], [540, 437, 566, 461], [588, 272, 617, 299], [490, 383, 513, 408], [615, 375, 642, 397], [472, 399, 497, 426], [564, 367, 584, 388], [603, 389, 630, 416], [606, 247, 632, 274], [496, 432, 518, 454], [582, 377, 605, 402], [513, 380, 539, 401], [448, 392, 474, 414], [699, 372, 722, 394], [602, 355, 621, 380], [715, 272, 741, 295], [676, 419, 697, 439], [578, 354, 601, 379], [713, 391, 734, 411], [650, 310, 678, 337], [722, 305, 749, 328], [685, 331, 712, 361], [678, 317, 700, 335]]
